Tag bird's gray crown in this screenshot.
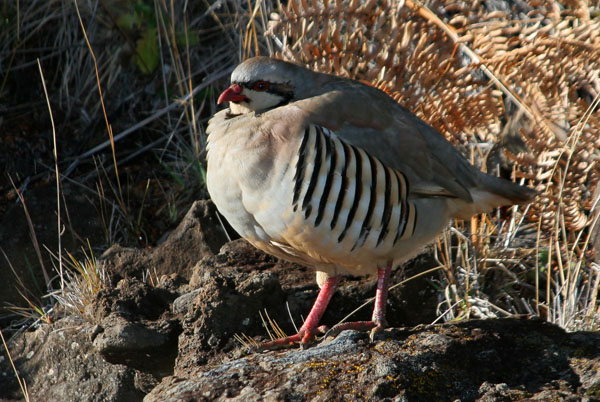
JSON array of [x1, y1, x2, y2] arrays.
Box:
[[230, 57, 304, 85]]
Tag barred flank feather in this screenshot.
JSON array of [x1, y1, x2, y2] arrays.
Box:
[[293, 125, 417, 252]]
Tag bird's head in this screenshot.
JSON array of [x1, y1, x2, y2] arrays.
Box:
[[217, 57, 313, 115]]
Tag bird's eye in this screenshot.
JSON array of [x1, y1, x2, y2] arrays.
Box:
[[252, 81, 270, 91]]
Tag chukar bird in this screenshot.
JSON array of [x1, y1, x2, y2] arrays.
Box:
[[207, 56, 536, 349]]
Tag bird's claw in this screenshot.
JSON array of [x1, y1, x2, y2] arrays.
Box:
[[255, 321, 387, 351], [369, 324, 385, 343], [322, 320, 384, 341], [255, 326, 327, 351]]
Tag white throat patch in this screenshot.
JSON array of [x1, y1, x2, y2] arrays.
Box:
[[229, 88, 284, 114]]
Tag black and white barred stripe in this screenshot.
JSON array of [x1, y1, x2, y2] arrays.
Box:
[[292, 125, 417, 250]]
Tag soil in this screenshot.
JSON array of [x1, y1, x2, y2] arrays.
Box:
[[1, 200, 600, 401]]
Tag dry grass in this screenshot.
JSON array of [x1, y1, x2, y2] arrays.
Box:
[[1, 0, 249, 246], [46, 241, 108, 322]]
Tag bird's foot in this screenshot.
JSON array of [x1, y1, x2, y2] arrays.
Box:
[[256, 275, 341, 352], [255, 325, 329, 351], [324, 319, 387, 343]]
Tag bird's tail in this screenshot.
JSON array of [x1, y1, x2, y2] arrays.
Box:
[[452, 173, 537, 219]]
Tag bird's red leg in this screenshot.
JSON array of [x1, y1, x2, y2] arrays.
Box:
[[371, 260, 392, 330], [258, 274, 341, 351], [325, 260, 393, 341]]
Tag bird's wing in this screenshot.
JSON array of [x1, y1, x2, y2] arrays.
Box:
[[291, 78, 537, 210], [291, 85, 477, 202]]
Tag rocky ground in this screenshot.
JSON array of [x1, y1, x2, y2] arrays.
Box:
[[1, 200, 600, 401]]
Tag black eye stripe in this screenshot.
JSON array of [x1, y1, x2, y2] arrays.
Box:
[[243, 80, 268, 90], [238, 81, 294, 99]]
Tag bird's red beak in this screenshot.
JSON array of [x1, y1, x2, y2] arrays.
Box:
[[217, 84, 248, 104]]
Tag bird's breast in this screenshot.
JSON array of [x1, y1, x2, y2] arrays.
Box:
[[206, 114, 297, 244]]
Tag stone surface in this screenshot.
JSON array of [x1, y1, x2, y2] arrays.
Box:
[[145, 319, 600, 402], [0, 316, 146, 402]]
